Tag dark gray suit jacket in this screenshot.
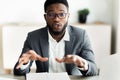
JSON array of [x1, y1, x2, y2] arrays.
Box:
[[14, 25, 98, 76]]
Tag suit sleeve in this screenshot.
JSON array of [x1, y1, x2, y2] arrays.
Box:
[[78, 30, 98, 76], [13, 33, 33, 76]]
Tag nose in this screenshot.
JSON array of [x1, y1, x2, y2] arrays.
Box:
[[53, 16, 60, 21]]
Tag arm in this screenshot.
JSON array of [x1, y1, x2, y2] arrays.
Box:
[[13, 34, 48, 76], [78, 30, 98, 76], [56, 29, 98, 76], [13, 35, 32, 76], [13, 60, 33, 76], [14, 50, 48, 76]]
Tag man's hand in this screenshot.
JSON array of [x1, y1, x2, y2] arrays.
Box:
[[55, 55, 88, 71], [16, 50, 48, 69]]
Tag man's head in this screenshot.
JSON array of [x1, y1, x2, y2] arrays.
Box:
[[44, 0, 70, 35], [44, 0, 69, 13]]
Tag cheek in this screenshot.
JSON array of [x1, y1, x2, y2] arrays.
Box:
[[66, 16, 69, 21], [45, 19, 52, 24], [44, 16, 52, 24], [62, 18, 68, 24], [63, 15, 69, 23]]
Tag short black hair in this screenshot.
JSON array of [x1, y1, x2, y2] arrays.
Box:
[[44, 0, 69, 13]]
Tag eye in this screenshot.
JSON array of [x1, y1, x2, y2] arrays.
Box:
[[59, 13, 66, 17], [47, 13, 55, 18]]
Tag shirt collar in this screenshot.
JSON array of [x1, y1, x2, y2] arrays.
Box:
[[48, 26, 70, 42]]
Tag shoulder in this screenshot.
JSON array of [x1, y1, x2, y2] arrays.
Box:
[[25, 27, 48, 41], [28, 27, 47, 36], [68, 25, 86, 35]]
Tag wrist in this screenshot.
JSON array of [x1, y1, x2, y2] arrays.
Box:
[[20, 60, 30, 70], [76, 58, 88, 71]]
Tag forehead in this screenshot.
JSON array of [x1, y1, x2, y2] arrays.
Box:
[[46, 3, 68, 13]]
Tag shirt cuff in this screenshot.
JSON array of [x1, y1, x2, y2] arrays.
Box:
[[78, 60, 88, 71], [20, 60, 30, 70]]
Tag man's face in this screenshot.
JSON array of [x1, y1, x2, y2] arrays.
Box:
[[44, 3, 70, 35]]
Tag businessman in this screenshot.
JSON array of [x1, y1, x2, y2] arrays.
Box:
[[14, 0, 98, 76]]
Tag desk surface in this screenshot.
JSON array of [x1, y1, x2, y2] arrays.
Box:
[[0, 74, 99, 80]]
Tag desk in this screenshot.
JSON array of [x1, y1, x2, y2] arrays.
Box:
[[0, 74, 99, 80]]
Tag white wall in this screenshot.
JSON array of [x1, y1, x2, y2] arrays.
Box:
[[69, 0, 113, 24], [0, 26, 3, 73], [0, 0, 113, 24], [0, 0, 46, 24], [116, 26, 120, 53], [116, 0, 120, 53], [112, 0, 120, 54]]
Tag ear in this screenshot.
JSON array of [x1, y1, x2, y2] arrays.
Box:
[[67, 13, 70, 18]]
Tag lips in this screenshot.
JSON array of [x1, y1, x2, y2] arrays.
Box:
[[53, 23, 62, 27], [52, 23, 62, 30]]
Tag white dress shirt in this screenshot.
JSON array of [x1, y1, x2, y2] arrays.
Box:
[[48, 28, 70, 73]]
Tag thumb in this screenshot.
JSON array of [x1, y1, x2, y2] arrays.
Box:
[[55, 58, 64, 63], [36, 55, 48, 62], [16, 61, 24, 69]]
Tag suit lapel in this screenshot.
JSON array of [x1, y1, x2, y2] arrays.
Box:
[[39, 27, 49, 72], [65, 26, 75, 56], [65, 26, 75, 74]]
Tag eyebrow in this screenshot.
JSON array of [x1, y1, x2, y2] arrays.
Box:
[[47, 10, 65, 13]]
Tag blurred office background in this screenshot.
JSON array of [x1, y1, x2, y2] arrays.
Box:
[[0, 0, 120, 76]]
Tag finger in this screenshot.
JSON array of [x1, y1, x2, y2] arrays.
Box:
[[18, 58, 24, 64], [22, 53, 31, 59], [18, 57, 28, 64], [16, 61, 24, 69], [55, 58, 65, 63], [66, 55, 72, 58], [37, 56, 48, 62], [72, 56, 77, 63], [63, 55, 77, 63], [28, 50, 39, 60], [65, 55, 74, 61], [27, 50, 48, 62]]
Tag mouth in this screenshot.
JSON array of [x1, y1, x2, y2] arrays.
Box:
[[53, 23, 62, 27], [52, 23, 62, 30]]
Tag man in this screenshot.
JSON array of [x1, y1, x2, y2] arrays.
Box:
[[14, 0, 98, 76]]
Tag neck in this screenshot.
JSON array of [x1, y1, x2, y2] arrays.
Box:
[[50, 31, 65, 42]]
